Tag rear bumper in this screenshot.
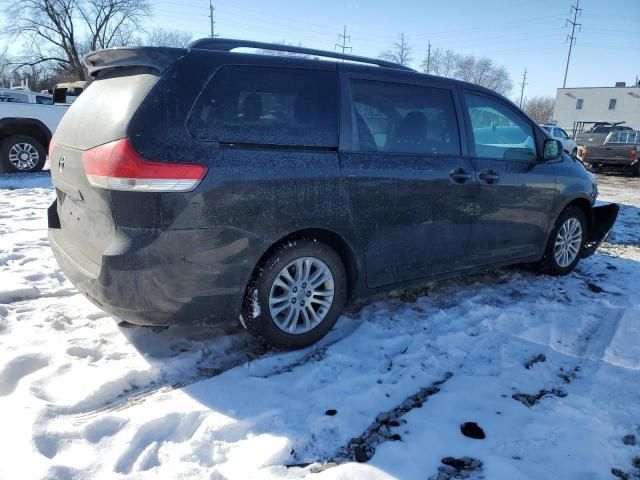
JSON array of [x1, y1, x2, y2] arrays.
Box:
[[583, 157, 638, 167], [582, 202, 619, 258], [48, 201, 268, 326]]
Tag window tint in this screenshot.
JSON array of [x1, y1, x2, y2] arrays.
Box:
[[608, 98, 617, 110], [189, 66, 338, 147], [558, 128, 570, 139], [464, 93, 537, 161], [576, 98, 584, 110], [350, 79, 460, 155]]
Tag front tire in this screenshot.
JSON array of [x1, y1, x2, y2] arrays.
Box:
[[536, 206, 587, 276], [243, 239, 347, 350], [0, 135, 46, 173]]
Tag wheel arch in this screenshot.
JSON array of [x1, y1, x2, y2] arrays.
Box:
[[0, 118, 52, 150], [245, 228, 362, 304], [563, 197, 593, 232]]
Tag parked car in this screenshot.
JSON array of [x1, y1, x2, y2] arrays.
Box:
[[0, 101, 68, 172], [53, 81, 89, 104], [47, 39, 619, 350], [0, 87, 53, 105], [574, 122, 633, 150], [579, 130, 640, 176], [540, 124, 578, 156]]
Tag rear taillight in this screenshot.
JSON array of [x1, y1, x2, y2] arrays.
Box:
[[82, 139, 207, 192], [48, 138, 56, 158], [631, 148, 638, 161], [579, 147, 587, 158]]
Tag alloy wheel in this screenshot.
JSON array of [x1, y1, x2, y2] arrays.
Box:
[[554, 217, 582, 267], [8, 143, 40, 171], [268, 257, 335, 334]]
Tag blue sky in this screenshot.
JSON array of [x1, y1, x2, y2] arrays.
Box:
[[151, 0, 639, 99]]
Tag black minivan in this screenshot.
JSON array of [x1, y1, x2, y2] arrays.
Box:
[[48, 39, 618, 349]]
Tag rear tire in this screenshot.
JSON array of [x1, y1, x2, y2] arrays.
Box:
[[0, 135, 46, 173], [632, 162, 640, 177], [536, 206, 587, 276], [243, 239, 347, 350]]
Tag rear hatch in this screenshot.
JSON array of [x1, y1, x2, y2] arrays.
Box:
[[49, 49, 184, 268]]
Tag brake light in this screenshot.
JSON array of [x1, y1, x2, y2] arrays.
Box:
[[82, 139, 207, 192], [579, 147, 588, 158], [48, 138, 56, 158], [631, 148, 638, 161]]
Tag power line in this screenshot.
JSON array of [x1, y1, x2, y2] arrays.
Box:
[[563, 0, 582, 88], [335, 26, 351, 54], [519, 68, 527, 108]]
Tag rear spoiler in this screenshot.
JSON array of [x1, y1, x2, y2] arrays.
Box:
[[83, 47, 186, 79]]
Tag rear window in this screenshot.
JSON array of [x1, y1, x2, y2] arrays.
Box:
[[54, 68, 158, 150], [606, 131, 640, 144], [189, 65, 338, 148]]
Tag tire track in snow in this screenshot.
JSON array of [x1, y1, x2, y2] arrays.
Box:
[[285, 371, 454, 471], [54, 316, 364, 422]]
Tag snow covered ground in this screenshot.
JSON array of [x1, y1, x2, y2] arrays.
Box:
[[0, 171, 639, 480]]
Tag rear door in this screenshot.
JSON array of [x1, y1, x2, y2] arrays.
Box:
[[339, 73, 477, 288], [460, 91, 555, 264], [50, 68, 161, 267]]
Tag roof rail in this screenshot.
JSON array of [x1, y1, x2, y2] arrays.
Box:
[[188, 38, 415, 72]]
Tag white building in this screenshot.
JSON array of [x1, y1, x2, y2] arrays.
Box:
[[553, 83, 640, 133]]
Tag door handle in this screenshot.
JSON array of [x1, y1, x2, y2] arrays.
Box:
[[478, 170, 500, 184], [450, 168, 472, 184]]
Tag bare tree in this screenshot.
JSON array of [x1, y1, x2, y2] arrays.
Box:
[[524, 96, 555, 124], [5, 0, 151, 80], [138, 27, 192, 48], [258, 40, 313, 58], [380, 33, 413, 66], [423, 47, 512, 95]]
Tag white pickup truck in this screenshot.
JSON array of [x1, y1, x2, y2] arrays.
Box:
[[0, 101, 68, 173]]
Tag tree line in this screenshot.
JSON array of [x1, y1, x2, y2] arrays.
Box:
[[1, 0, 191, 91], [0, 2, 555, 122], [379, 33, 555, 122]]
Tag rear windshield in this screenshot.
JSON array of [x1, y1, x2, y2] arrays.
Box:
[[606, 131, 640, 144], [54, 68, 158, 150], [189, 65, 338, 148]]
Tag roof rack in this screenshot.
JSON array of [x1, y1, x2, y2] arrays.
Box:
[[188, 38, 415, 72]]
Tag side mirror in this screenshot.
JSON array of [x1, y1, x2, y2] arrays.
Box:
[[543, 139, 563, 161]]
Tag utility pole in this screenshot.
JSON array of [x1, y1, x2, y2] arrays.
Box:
[[209, 0, 219, 38], [519, 68, 527, 109], [425, 41, 432, 73], [563, 0, 582, 88], [335, 26, 351, 54]]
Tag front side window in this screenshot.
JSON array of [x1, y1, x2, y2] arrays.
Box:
[[464, 93, 537, 161], [576, 98, 584, 110], [189, 66, 338, 147], [608, 98, 617, 110], [350, 79, 460, 156], [557, 128, 570, 139]]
